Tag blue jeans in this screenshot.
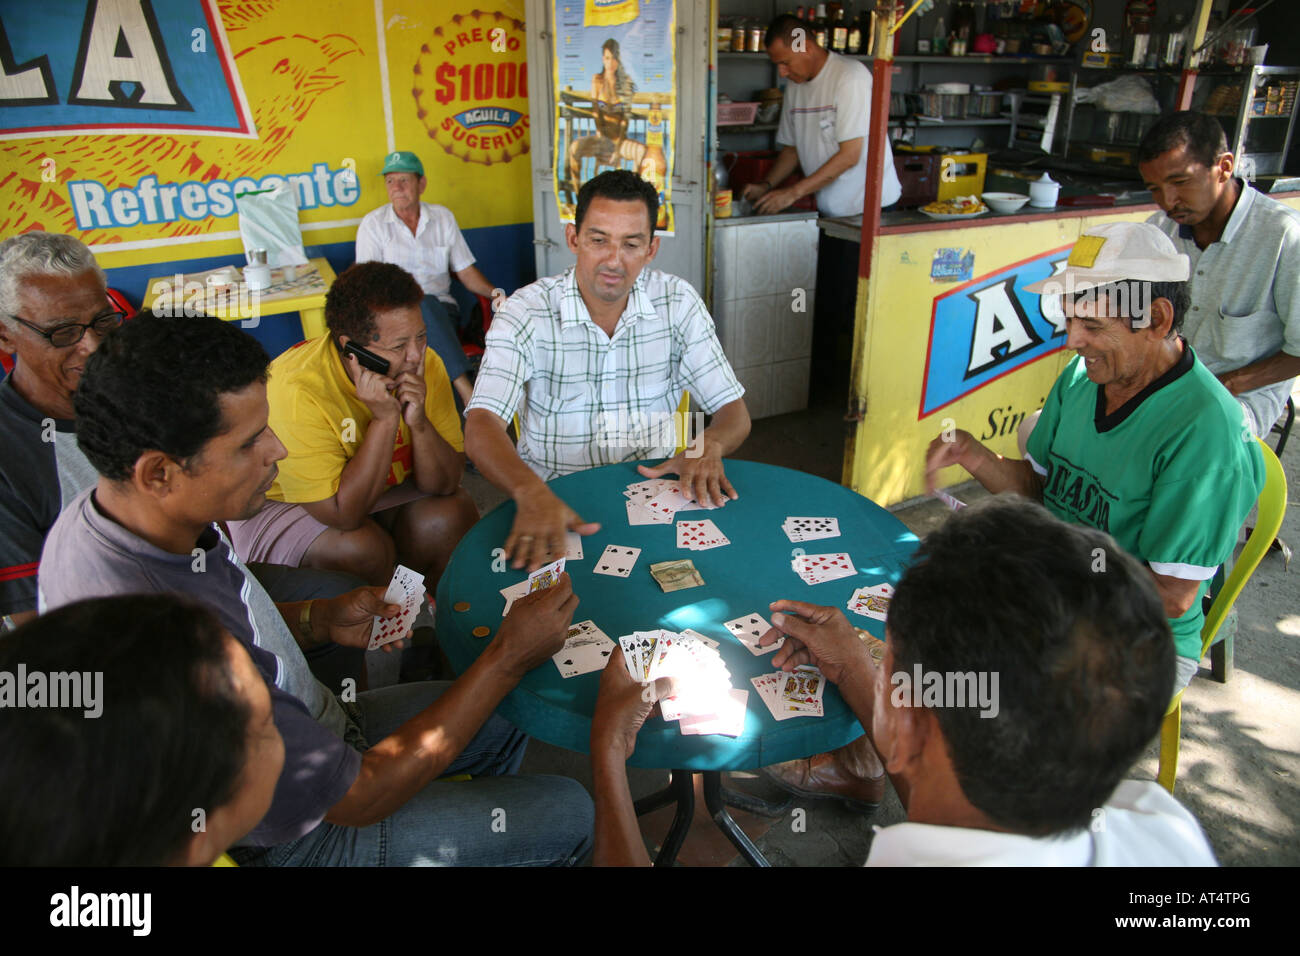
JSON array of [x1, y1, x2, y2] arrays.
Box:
[[421, 295, 471, 382], [233, 681, 593, 866]]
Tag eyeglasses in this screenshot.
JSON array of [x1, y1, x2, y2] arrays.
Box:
[[7, 310, 125, 348]]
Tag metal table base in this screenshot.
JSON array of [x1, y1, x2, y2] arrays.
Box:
[[633, 771, 793, 867]]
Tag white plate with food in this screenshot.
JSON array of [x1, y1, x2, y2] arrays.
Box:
[[919, 196, 989, 220]]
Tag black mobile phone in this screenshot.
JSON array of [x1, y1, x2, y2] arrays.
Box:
[[342, 340, 390, 376]]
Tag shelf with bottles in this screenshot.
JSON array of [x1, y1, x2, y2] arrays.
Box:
[[888, 54, 1073, 65]]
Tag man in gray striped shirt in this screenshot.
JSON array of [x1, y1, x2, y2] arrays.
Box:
[[466, 171, 751, 571]]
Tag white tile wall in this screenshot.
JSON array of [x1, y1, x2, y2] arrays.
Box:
[[733, 221, 782, 296], [733, 364, 771, 421], [778, 219, 818, 291], [770, 358, 811, 417], [711, 217, 818, 419], [772, 292, 814, 359]]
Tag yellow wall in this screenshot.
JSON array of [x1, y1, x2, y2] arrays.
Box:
[[1, 0, 529, 271]]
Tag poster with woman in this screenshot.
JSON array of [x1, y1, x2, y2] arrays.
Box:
[[552, 0, 675, 233]]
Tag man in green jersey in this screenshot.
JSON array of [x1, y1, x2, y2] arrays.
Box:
[[925, 221, 1265, 694]]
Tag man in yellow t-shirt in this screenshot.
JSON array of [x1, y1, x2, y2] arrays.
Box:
[[228, 262, 478, 588]]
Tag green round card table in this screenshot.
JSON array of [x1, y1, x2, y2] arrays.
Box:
[[436, 459, 918, 864]]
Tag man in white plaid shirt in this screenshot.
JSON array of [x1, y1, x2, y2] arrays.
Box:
[[466, 171, 751, 571]]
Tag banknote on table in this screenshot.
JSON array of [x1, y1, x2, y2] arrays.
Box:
[[649, 559, 705, 592]]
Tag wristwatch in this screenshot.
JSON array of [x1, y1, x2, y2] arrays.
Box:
[[300, 599, 317, 642]]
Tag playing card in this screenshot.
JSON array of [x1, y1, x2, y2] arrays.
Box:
[[848, 582, 894, 621], [618, 632, 660, 681], [792, 552, 857, 585], [780, 666, 826, 714], [551, 621, 615, 678], [750, 672, 800, 721], [626, 498, 672, 525], [723, 612, 784, 655], [643, 485, 706, 519], [676, 519, 729, 550], [499, 580, 529, 616], [782, 517, 841, 542], [527, 557, 566, 592], [680, 628, 719, 650], [933, 489, 967, 511], [368, 564, 425, 650], [594, 544, 641, 577], [625, 478, 673, 501], [564, 531, 585, 561], [678, 688, 748, 737]]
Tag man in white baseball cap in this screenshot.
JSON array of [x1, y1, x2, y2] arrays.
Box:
[[925, 221, 1265, 696]]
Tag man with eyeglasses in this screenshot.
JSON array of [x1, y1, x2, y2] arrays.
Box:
[[0, 233, 123, 629], [0, 235, 369, 694]]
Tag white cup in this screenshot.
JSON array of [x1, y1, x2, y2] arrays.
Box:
[[243, 263, 271, 291]]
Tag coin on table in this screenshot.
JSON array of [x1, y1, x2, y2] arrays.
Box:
[[453, 601, 471, 612], [472, 626, 490, 638]]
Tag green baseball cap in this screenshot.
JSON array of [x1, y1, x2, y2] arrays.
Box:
[[380, 150, 424, 176]]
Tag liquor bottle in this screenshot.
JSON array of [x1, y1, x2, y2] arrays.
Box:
[[831, 3, 849, 53], [814, 3, 829, 49], [931, 14, 946, 55], [847, 2, 863, 54]]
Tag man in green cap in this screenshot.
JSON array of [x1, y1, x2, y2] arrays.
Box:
[[355, 150, 501, 405]]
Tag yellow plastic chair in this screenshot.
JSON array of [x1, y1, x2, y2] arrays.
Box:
[[1157, 438, 1288, 793], [672, 390, 692, 456]]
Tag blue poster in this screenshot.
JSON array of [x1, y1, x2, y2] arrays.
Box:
[[919, 245, 1075, 418], [1, 0, 254, 138]]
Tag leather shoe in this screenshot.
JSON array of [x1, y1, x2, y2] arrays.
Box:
[[759, 736, 885, 814]]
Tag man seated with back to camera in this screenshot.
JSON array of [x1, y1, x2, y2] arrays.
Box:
[[588, 497, 1218, 866]]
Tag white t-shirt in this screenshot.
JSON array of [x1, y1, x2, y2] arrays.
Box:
[[354, 202, 476, 304], [864, 780, 1218, 866], [777, 52, 901, 215]]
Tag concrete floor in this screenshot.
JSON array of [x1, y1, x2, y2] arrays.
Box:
[[462, 387, 1299, 867]]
